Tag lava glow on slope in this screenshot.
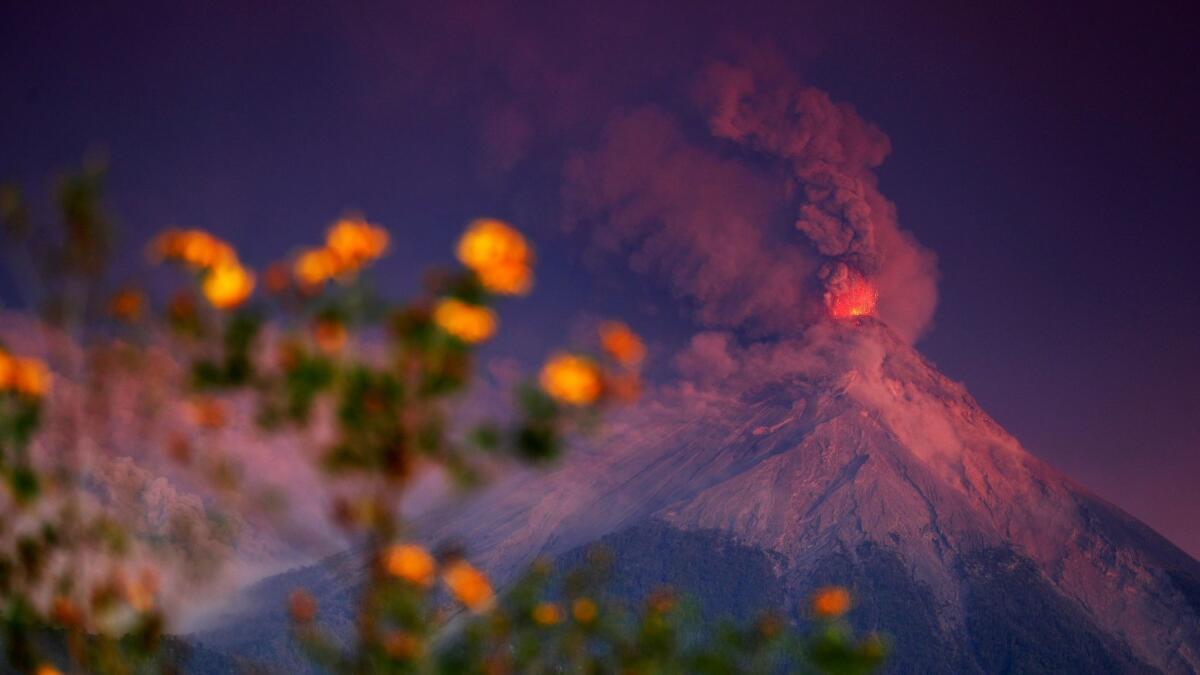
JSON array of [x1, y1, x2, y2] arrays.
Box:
[[826, 277, 879, 319]]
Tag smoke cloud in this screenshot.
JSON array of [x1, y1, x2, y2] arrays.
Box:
[[342, 6, 938, 341], [560, 48, 937, 341], [564, 106, 826, 335], [694, 50, 939, 340]]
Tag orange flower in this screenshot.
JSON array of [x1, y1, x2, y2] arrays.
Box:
[[532, 601, 562, 626], [758, 613, 784, 638], [312, 318, 348, 354], [51, 597, 81, 627], [539, 354, 602, 406], [476, 262, 532, 296], [326, 218, 389, 267], [599, 321, 644, 366], [263, 262, 292, 294], [863, 633, 886, 659], [0, 351, 12, 391], [433, 298, 497, 343], [384, 544, 436, 587], [202, 262, 255, 309], [151, 228, 236, 270], [190, 398, 227, 430], [289, 590, 317, 623], [126, 574, 156, 613], [168, 291, 197, 321], [442, 559, 494, 612], [35, 665, 62, 675], [456, 219, 533, 295], [276, 339, 304, 371], [384, 630, 423, 659], [572, 597, 598, 624], [168, 434, 192, 464], [108, 288, 145, 321], [812, 586, 851, 618], [647, 588, 676, 614], [293, 247, 342, 288], [604, 372, 642, 404], [3, 355, 51, 398]]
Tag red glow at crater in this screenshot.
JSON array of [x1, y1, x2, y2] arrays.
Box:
[[826, 277, 878, 319]]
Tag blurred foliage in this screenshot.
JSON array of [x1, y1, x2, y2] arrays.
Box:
[[0, 162, 171, 674], [0, 160, 887, 674]]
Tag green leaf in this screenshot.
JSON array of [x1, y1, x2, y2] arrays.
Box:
[[468, 423, 501, 451], [514, 423, 559, 463], [6, 465, 39, 505]]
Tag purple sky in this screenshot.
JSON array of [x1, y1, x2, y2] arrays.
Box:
[[2, 1, 1198, 557]]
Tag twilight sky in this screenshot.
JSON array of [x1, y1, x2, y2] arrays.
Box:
[[2, 1, 1198, 556]]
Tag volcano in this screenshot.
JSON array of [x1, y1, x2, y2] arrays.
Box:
[[197, 318, 1200, 674]]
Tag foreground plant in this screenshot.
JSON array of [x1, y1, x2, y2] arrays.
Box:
[[1, 160, 886, 674], [0, 161, 175, 674]]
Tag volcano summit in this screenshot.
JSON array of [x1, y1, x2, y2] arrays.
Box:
[[199, 319, 1200, 673]]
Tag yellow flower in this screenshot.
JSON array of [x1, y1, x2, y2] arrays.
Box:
[[812, 586, 851, 618], [442, 559, 493, 612], [539, 354, 602, 406], [326, 218, 389, 266], [202, 262, 255, 309], [35, 665, 62, 675], [532, 601, 562, 626], [433, 298, 497, 344], [599, 321, 645, 366], [384, 544, 436, 587], [456, 219, 533, 295], [572, 597, 598, 624], [293, 247, 342, 288], [11, 356, 50, 398], [151, 228, 236, 270]]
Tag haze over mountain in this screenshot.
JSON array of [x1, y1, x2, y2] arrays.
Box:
[[197, 318, 1200, 674]]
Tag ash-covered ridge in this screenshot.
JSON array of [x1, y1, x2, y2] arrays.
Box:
[[204, 318, 1200, 673]]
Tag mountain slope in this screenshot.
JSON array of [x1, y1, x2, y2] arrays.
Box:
[[200, 318, 1200, 673]]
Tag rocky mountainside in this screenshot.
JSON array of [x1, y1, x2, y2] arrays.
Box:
[[196, 318, 1200, 673]]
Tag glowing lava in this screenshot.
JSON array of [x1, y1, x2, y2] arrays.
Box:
[[826, 276, 878, 319]]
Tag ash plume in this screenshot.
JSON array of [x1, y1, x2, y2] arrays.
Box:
[[563, 106, 823, 336], [562, 48, 937, 341], [342, 5, 938, 340], [694, 49, 939, 340]]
